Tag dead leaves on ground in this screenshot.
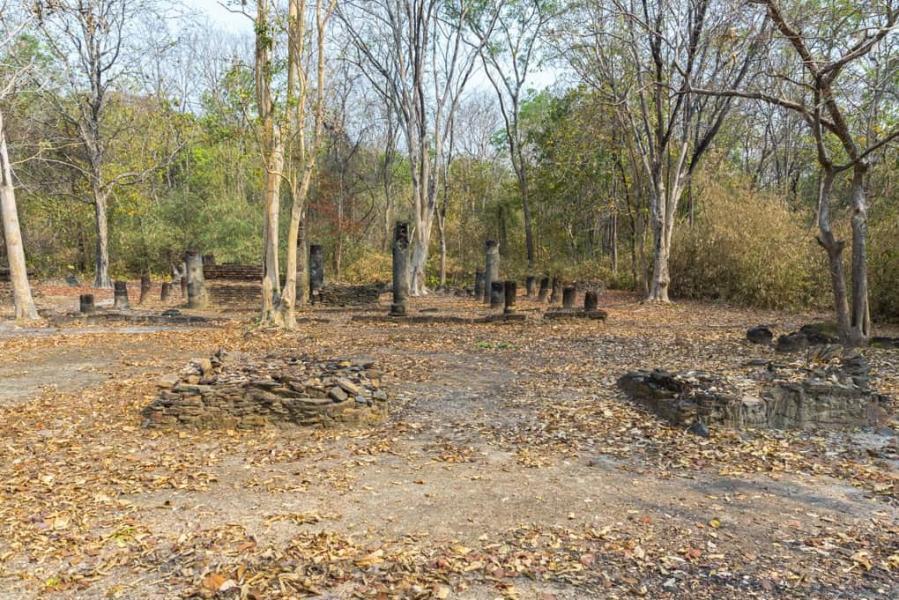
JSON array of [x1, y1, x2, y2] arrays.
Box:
[[0, 293, 896, 598]]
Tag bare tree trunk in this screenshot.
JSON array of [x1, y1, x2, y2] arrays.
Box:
[[296, 208, 309, 303], [437, 209, 447, 288], [279, 180, 308, 328], [276, 0, 331, 329], [335, 191, 344, 279], [260, 138, 283, 322], [611, 212, 618, 274], [519, 170, 535, 269], [437, 152, 450, 288], [816, 171, 851, 340], [647, 182, 672, 302], [816, 167, 870, 346], [409, 221, 431, 296], [629, 218, 639, 291], [0, 110, 39, 321], [383, 198, 391, 253], [848, 166, 871, 345], [92, 187, 112, 288], [256, 0, 282, 324]]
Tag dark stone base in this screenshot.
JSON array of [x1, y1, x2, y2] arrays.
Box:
[[544, 309, 608, 321], [59, 310, 217, 326], [618, 357, 891, 431], [871, 337, 899, 349], [761, 323, 841, 352], [479, 313, 527, 323], [747, 326, 773, 344], [351, 315, 471, 324]]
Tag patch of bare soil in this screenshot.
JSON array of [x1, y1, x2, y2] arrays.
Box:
[[0, 288, 895, 599]]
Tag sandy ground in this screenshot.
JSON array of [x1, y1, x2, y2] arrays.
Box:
[[0, 285, 896, 599]]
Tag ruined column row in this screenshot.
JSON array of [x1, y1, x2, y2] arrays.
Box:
[[470, 239, 604, 316]]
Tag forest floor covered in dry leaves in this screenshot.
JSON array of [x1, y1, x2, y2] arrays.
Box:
[[0, 286, 896, 599]]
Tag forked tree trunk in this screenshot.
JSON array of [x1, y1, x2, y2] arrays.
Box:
[[816, 171, 852, 341], [278, 176, 311, 328], [817, 168, 871, 346], [276, 0, 330, 329], [0, 110, 39, 321]]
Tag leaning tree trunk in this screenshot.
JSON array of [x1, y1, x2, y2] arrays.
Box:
[[0, 110, 39, 321], [92, 186, 112, 289]]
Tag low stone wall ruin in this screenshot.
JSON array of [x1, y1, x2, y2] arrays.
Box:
[[317, 283, 385, 306], [618, 354, 890, 430], [203, 264, 263, 308], [203, 264, 263, 281], [143, 350, 388, 429], [207, 283, 263, 307], [199, 261, 384, 308]]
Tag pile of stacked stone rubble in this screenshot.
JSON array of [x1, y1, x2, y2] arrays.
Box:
[[143, 349, 387, 429], [618, 333, 891, 431], [747, 323, 899, 351]]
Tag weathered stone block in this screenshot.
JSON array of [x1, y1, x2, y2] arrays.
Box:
[[747, 326, 773, 345]]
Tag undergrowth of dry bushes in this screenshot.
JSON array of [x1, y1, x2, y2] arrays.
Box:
[[670, 178, 826, 310]]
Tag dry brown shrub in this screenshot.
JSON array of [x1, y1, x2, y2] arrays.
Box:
[[670, 177, 825, 309]]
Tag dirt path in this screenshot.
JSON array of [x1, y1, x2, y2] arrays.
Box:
[[0, 292, 895, 599]]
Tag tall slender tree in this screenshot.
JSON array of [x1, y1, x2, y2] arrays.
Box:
[[340, 0, 501, 294], [0, 3, 39, 321], [253, 0, 285, 323], [471, 0, 556, 270], [563, 0, 763, 301], [34, 0, 169, 288], [276, 0, 336, 328]]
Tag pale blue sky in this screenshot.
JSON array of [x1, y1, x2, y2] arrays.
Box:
[[181, 0, 562, 92], [186, 0, 253, 33]]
